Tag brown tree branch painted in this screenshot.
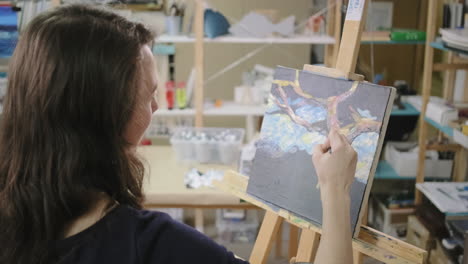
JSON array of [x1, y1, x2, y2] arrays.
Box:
[[270, 70, 382, 144], [270, 86, 327, 134]]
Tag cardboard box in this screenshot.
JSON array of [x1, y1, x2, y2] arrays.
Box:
[[385, 142, 453, 179], [407, 215, 435, 252], [369, 197, 414, 239]]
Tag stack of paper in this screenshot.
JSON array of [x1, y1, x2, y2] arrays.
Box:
[[406, 96, 458, 126], [440, 28, 468, 52], [416, 182, 468, 214]]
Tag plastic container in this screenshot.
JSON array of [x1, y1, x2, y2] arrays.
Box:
[[384, 141, 453, 179], [165, 16, 181, 36], [215, 209, 259, 244], [170, 127, 245, 165]]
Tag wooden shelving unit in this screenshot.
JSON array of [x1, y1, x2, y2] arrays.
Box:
[[416, 0, 468, 205], [156, 0, 343, 136]]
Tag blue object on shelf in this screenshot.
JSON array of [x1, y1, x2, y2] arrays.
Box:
[[0, 6, 18, 58], [204, 9, 230, 39], [373, 74, 384, 84], [153, 44, 175, 55]]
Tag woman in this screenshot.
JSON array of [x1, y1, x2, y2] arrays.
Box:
[[0, 4, 357, 264]]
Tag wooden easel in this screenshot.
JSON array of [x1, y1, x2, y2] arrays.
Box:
[[215, 172, 426, 264], [215, 0, 427, 263]]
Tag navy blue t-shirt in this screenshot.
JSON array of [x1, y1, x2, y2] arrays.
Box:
[[54, 205, 249, 264]]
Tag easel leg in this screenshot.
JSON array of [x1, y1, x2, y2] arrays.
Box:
[[275, 221, 283, 258], [353, 250, 365, 264], [295, 229, 320, 262], [354, 204, 369, 264], [288, 225, 299, 260], [249, 211, 283, 264]]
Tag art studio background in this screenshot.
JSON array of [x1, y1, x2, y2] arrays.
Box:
[[1, 0, 468, 263]]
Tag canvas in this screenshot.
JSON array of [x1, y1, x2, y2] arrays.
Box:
[[247, 66, 395, 236]]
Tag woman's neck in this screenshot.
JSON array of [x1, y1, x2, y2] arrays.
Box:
[[61, 193, 115, 239]]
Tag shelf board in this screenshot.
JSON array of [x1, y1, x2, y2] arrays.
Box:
[[375, 160, 452, 181], [375, 160, 409, 179], [155, 102, 418, 118], [374, 160, 420, 180], [362, 40, 426, 45], [430, 41, 468, 56], [204, 103, 265, 116], [155, 108, 196, 116], [157, 34, 425, 45], [425, 117, 454, 137], [405, 101, 455, 138], [156, 34, 336, 44], [405, 101, 468, 149], [154, 103, 265, 117]]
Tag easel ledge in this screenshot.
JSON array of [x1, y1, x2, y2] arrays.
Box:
[[214, 171, 427, 264]]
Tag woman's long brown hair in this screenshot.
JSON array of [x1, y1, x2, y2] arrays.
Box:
[[0, 4, 155, 264]]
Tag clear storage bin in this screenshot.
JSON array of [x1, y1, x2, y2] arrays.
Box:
[[170, 127, 245, 165], [215, 209, 259, 244]]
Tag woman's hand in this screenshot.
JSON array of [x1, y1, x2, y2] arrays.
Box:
[[312, 129, 357, 192], [312, 129, 357, 264]]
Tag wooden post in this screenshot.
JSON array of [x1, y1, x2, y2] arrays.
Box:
[[333, 0, 343, 67], [324, 0, 334, 67], [194, 0, 204, 127], [275, 221, 283, 258], [335, 0, 369, 74], [464, 68, 468, 102], [412, 0, 428, 92], [354, 204, 369, 264], [325, 0, 342, 67], [249, 211, 283, 264], [454, 148, 468, 182], [295, 229, 321, 262], [416, 0, 437, 204], [439, 52, 456, 142], [288, 225, 300, 260], [443, 52, 456, 101]]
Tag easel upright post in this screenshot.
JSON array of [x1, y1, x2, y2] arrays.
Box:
[[335, 0, 369, 73], [324, 0, 342, 67]]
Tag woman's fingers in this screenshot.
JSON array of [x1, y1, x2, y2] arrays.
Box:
[[320, 138, 331, 152], [328, 129, 345, 151]]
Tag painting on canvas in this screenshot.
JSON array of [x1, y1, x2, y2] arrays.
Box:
[[247, 66, 395, 235]]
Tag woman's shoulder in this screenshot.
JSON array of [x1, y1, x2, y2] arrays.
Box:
[[122, 206, 248, 264], [55, 205, 247, 264]]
